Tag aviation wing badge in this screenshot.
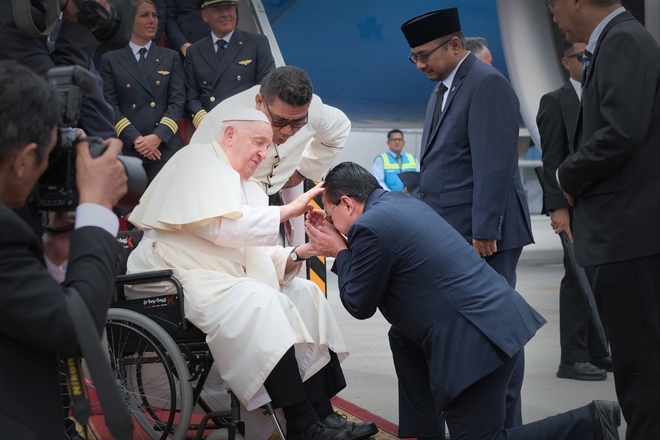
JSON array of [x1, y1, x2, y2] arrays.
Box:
[[238, 60, 253, 66]]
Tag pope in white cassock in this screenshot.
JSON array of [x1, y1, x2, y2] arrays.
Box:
[[125, 108, 377, 440]]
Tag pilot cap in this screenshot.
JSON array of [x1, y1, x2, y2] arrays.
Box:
[[222, 108, 270, 125], [199, 0, 238, 10], [401, 8, 461, 48]]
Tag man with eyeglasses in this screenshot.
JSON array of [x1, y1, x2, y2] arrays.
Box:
[[549, 1, 660, 438], [306, 161, 621, 440], [126, 108, 378, 440], [191, 66, 351, 196], [398, 8, 533, 439], [537, 39, 612, 384], [371, 129, 419, 191]]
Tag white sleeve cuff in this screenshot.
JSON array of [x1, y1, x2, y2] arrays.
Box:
[[75, 203, 119, 237]]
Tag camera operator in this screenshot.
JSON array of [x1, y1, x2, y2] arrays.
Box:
[[0, 61, 127, 438], [0, 0, 116, 140]]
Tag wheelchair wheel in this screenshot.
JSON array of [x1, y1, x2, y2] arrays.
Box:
[[106, 308, 193, 440]]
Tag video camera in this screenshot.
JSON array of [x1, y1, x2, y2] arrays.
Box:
[[35, 65, 147, 211], [12, 0, 135, 51]]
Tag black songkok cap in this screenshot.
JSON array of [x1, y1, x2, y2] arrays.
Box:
[[401, 8, 462, 48]]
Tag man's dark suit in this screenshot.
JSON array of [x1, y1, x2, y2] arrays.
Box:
[[184, 29, 275, 127], [557, 10, 660, 438], [165, 0, 210, 53], [0, 203, 121, 439], [101, 44, 185, 183], [417, 53, 533, 287], [333, 189, 598, 439], [537, 81, 608, 365], [411, 52, 533, 436]]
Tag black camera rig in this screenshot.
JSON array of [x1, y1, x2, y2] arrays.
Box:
[[35, 65, 146, 211], [12, 0, 135, 51]]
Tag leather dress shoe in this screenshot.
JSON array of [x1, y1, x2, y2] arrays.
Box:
[[590, 356, 613, 372], [557, 361, 607, 381], [288, 420, 352, 440], [320, 412, 379, 440], [590, 400, 621, 440]]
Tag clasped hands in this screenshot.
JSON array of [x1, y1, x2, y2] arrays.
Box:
[[280, 182, 347, 260]]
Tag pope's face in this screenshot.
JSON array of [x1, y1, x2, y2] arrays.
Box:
[[224, 121, 273, 180]]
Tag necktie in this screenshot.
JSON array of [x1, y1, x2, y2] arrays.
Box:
[[431, 83, 448, 128], [216, 39, 226, 63], [396, 154, 402, 170], [138, 47, 147, 68], [581, 49, 592, 90]]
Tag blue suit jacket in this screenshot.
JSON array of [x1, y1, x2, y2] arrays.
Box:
[[333, 189, 545, 409], [418, 53, 533, 251]]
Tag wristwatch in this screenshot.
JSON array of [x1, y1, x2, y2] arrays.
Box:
[[290, 246, 308, 262]]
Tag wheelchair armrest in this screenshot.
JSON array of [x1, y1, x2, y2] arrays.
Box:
[[116, 270, 175, 285], [115, 270, 187, 329]]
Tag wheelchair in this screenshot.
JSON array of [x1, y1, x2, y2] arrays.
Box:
[[65, 230, 286, 440]]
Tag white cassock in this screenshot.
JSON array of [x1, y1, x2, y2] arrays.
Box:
[[125, 141, 349, 410]]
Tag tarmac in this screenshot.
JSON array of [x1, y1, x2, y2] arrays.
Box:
[[325, 214, 628, 437]]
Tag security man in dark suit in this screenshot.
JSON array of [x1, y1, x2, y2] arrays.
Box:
[[101, 0, 185, 183], [0, 60, 127, 440], [551, 1, 660, 438], [537, 40, 610, 382], [166, 0, 210, 56], [184, 0, 275, 129]]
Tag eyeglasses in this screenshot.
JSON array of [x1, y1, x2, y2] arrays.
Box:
[[545, 0, 558, 13], [565, 51, 584, 62], [263, 101, 308, 129], [388, 138, 404, 142], [408, 38, 452, 64], [324, 204, 338, 222]]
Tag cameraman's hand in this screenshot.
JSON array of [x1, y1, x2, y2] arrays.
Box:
[[76, 138, 128, 210], [60, 0, 110, 22], [134, 135, 162, 161]]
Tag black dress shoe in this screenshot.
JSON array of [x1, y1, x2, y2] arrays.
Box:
[[320, 412, 379, 440], [590, 400, 621, 440], [590, 356, 613, 372], [557, 361, 607, 381], [289, 420, 353, 440]]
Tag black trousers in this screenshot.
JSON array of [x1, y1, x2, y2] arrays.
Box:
[[590, 253, 660, 439], [389, 326, 524, 438], [264, 349, 346, 409], [559, 251, 609, 363]]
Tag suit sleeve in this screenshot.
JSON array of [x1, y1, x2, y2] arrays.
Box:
[[558, 31, 657, 197], [53, 22, 116, 139], [468, 74, 521, 240], [537, 92, 571, 211], [152, 0, 166, 44], [332, 223, 390, 320], [254, 34, 275, 84], [184, 48, 207, 127], [0, 226, 119, 356], [165, 0, 188, 52], [100, 53, 141, 148], [296, 103, 351, 180], [153, 53, 185, 144]]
